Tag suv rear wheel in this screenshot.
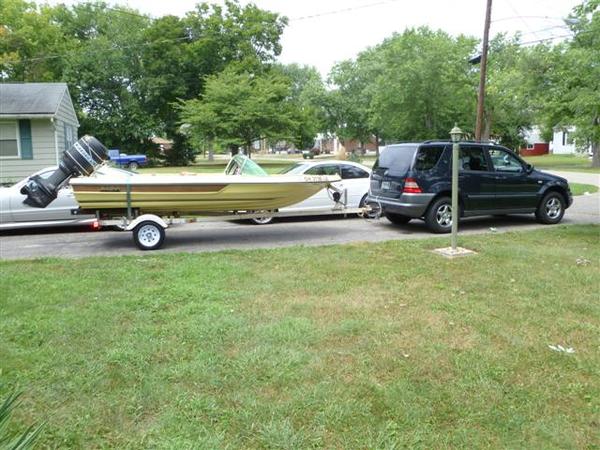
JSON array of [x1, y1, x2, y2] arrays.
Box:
[[425, 196, 453, 233], [536, 192, 565, 224], [384, 211, 411, 225]]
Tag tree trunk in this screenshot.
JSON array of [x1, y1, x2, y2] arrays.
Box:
[[482, 110, 492, 141], [246, 141, 252, 159], [375, 132, 380, 157], [592, 141, 600, 168]]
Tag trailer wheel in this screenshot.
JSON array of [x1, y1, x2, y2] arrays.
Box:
[[250, 216, 273, 225], [133, 220, 165, 250]]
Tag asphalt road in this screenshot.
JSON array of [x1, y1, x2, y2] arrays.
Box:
[[1, 192, 598, 260]]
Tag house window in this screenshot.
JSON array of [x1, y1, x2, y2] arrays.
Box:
[[0, 121, 20, 158], [566, 133, 574, 145], [527, 143, 534, 149]]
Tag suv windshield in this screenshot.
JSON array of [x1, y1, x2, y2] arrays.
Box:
[[373, 145, 418, 174]]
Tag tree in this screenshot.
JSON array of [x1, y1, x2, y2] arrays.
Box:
[[565, 0, 600, 166], [482, 34, 534, 150], [327, 47, 387, 155], [0, 0, 67, 81], [54, 2, 154, 151], [527, 1, 599, 166], [368, 28, 477, 142], [140, 1, 287, 163], [0, 0, 288, 163], [178, 66, 297, 157], [279, 64, 328, 149]]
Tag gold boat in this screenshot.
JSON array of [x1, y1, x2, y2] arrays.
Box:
[[70, 155, 340, 214]]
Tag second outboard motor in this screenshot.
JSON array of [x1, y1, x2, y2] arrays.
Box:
[[21, 135, 108, 208]]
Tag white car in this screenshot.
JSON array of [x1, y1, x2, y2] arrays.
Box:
[[250, 160, 372, 224], [0, 166, 130, 231]]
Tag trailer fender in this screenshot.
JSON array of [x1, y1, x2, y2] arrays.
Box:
[[125, 214, 169, 231]]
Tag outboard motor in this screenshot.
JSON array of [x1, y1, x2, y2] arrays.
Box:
[[21, 135, 108, 208]]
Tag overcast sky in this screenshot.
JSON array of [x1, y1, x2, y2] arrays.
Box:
[[41, 0, 581, 77]]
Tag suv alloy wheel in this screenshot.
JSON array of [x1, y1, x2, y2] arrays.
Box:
[[535, 192, 565, 224], [425, 196, 453, 233]]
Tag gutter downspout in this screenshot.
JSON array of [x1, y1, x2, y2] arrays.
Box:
[[51, 117, 59, 165]]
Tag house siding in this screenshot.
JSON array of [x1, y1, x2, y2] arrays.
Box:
[[55, 90, 79, 154], [0, 84, 80, 184], [0, 119, 58, 183]]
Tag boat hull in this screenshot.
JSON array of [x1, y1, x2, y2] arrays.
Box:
[[70, 174, 339, 213]]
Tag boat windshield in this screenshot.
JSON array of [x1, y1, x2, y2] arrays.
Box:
[[224, 154, 268, 176], [279, 163, 310, 175]]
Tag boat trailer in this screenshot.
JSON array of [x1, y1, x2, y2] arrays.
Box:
[[75, 186, 377, 251]]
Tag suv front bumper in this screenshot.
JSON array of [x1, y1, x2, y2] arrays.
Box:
[[366, 193, 435, 218]]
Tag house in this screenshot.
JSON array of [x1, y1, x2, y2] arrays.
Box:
[[519, 126, 549, 156], [0, 82, 79, 184], [550, 126, 594, 155]]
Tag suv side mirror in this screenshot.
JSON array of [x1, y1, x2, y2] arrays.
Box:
[[525, 163, 534, 174]]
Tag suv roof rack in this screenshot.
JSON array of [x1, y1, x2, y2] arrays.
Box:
[[421, 139, 497, 144]]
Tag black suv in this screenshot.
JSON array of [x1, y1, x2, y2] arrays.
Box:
[[367, 141, 573, 233]]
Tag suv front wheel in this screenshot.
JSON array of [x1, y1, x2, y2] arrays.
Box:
[[536, 192, 565, 224], [425, 196, 454, 233]]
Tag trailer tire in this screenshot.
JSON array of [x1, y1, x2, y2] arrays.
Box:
[[133, 220, 165, 250], [250, 216, 273, 225]]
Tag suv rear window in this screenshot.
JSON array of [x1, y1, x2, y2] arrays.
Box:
[[414, 145, 445, 171], [374, 145, 418, 174]]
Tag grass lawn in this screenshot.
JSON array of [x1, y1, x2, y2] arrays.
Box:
[[570, 183, 599, 196], [524, 154, 600, 173], [1, 226, 599, 448]]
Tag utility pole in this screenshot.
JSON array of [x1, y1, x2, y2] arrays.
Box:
[[475, 0, 493, 141]]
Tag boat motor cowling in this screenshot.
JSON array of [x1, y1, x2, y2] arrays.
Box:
[[21, 135, 108, 208]]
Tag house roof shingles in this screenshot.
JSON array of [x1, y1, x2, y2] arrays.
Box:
[[0, 82, 68, 115]]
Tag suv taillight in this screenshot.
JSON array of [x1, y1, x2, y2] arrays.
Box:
[[403, 177, 422, 194]]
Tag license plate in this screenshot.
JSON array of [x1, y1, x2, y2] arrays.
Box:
[[381, 181, 391, 190]]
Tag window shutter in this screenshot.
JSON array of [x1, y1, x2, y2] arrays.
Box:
[[19, 119, 33, 159]]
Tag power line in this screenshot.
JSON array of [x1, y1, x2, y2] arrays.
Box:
[[501, 0, 541, 40], [492, 15, 566, 23], [1, 35, 191, 65], [518, 32, 578, 46], [289, 0, 401, 22], [519, 24, 570, 36]]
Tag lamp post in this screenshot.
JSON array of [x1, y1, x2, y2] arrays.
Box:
[[450, 125, 463, 251]]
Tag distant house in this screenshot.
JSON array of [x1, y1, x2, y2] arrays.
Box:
[[519, 126, 549, 156], [0, 83, 79, 184], [551, 126, 578, 154], [550, 126, 593, 155]]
